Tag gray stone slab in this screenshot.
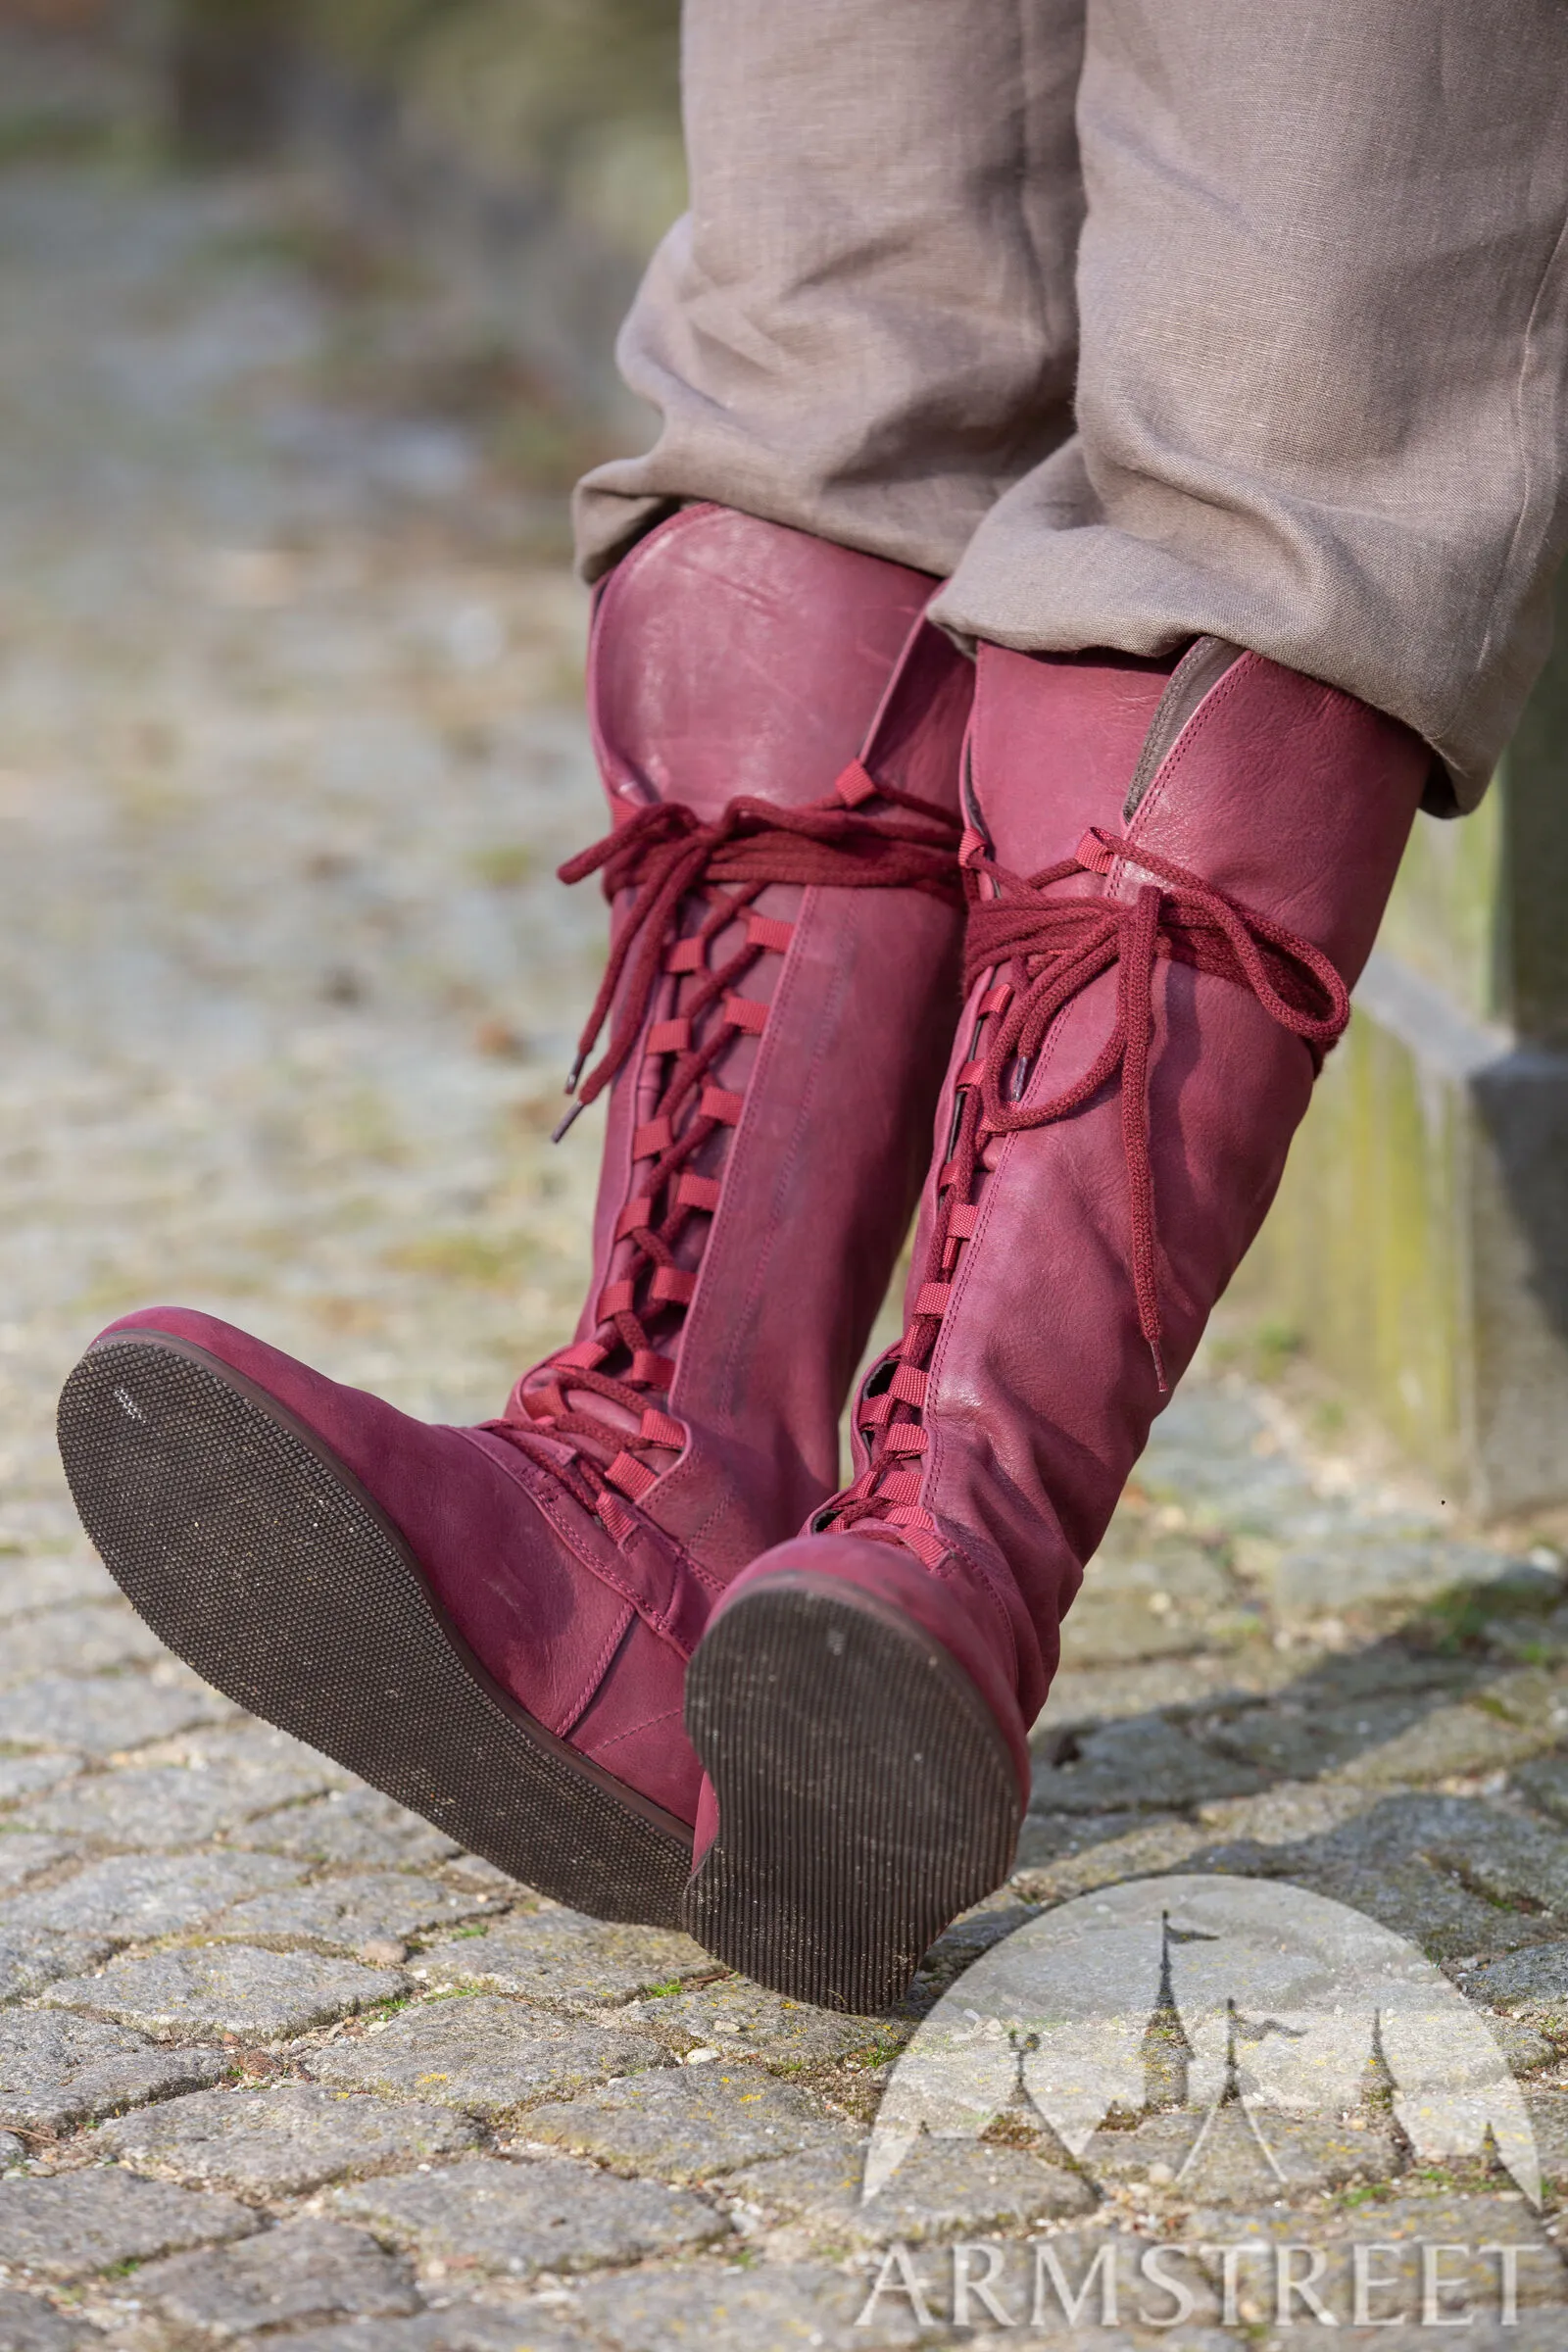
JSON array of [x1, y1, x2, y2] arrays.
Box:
[[1028, 1716, 1266, 1814], [13, 1761, 318, 1848], [0, 1758, 79, 1811], [1186, 2195, 1566, 2319], [0, 1606, 165, 1690], [0, 1849, 304, 1940], [0, 2286, 89, 2352], [39, 1944, 406, 2039], [210, 1871, 498, 1956], [519, 2063, 851, 2181], [0, 1932, 113, 2003], [1035, 1648, 1299, 1737], [134, 2214, 419, 2335], [1514, 1752, 1568, 1824], [1337, 1702, 1555, 1786], [729, 2135, 1094, 2246], [229, 1786, 461, 1868], [570, 2260, 945, 2351], [1461, 1938, 1568, 2010], [0, 2010, 228, 2132], [95, 2082, 479, 2193], [1012, 1815, 1211, 1899], [333, 2154, 727, 2277], [416, 1908, 713, 2012], [1084, 2102, 1401, 2203], [0, 2168, 257, 2279], [650, 1981, 904, 2069], [157, 1718, 358, 1803], [0, 1556, 118, 1620], [0, 1674, 231, 1756], [266, 2311, 588, 2352], [307, 1993, 667, 2117], [0, 1838, 74, 1890]]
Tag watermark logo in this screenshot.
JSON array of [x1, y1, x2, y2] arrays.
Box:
[[867, 1874, 1539, 2206], [857, 1875, 1544, 2331]]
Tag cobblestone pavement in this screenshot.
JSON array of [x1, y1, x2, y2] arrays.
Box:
[[6, 64, 1568, 2352]]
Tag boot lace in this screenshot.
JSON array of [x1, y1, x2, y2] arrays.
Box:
[[831, 822, 1349, 1563], [491, 760, 961, 1541]]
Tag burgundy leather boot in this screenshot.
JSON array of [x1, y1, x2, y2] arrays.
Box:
[[56, 505, 971, 1929], [680, 636, 1430, 2006]]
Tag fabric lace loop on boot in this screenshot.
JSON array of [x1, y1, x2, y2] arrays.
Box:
[[832, 822, 1348, 1558], [492, 772, 962, 1538]]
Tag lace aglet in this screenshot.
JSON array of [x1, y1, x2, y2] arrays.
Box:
[[551, 1099, 586, 1145], [1150, 1336, 1169, 1395], [564, 1051, 586, 1095], [1007, 1053, 1032, 1103]]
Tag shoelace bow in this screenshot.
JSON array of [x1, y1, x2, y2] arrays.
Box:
[[493, 763, 962, 1538], [833, 822, 1349, 1561]]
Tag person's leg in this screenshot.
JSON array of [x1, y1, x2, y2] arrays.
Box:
[[574, 0, 1087, 587], [677, 2, 1568, 2007], [934, 0, 1568, 810]]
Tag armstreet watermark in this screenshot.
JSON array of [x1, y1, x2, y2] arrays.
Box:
[[851, 1874, 1551, 2332], [858, 2234, 1542, 2330]]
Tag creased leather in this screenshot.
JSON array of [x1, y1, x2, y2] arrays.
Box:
[[97, 505, 974, 1831], [735, 639, 1429, 1757]]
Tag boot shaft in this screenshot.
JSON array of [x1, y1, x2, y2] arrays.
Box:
[[518, 505, 975, 1575]]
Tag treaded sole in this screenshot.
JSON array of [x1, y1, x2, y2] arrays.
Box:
[[680, 1575, 1020, 2011], [58, 1335, 692, 1928]]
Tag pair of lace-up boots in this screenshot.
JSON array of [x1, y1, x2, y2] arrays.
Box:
[[58, 505, 1428, 2013]]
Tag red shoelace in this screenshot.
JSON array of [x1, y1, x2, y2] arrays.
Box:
[[833, 823, 1349, 1561], [494, 761, 961, 1540]]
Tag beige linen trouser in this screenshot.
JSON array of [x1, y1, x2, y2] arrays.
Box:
[[574, 1, 1568, 811]]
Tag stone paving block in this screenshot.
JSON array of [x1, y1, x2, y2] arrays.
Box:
[[0, 1674, 231, 1755], [1027, 1716, 1266, 1814], [13, 1761, 315, 1848], [569, 2258, 946, 2351], [1460, 1939, 1568, 2010], [1084, 2103, 1401, 2201], [0, 1555, 118, 1619], [1187, 2195, 1567, 2321], [0, 1606, 165, 1691], [230, 1787, 461, 1869], [307, 1994, 667, 2117], [210, 1871, 498, 1956], [518, 2063, 852, 2181], [0, 2168, 257, 2280], [0, 1849, 304, 1940], [0, 2136, 22, 2170], [0, 1838, 74, 1890], [164, 1718, 358, 1802], [416, 1908, 713, 2012], [728, 2135, 1095, 2246], [133, 2214, 419, 2335], [1036, 1648, 1298, 1737], [95, 2082, 479, 2192], [1208, 1691, 1444, 1779], [0, 2010, 228, 2132], [40, 1944, 406, 2039], [1513, 1752, 1568, 1824], [1194, 1780, 1386, 1844], [0, 2286, 89, 2351], [333, 2153, 727, 2277], [1337, 1702, 1556, 1787], [1012, 1815, 1210, 1899], [0, 1758, 78, 1811], [650, 1982, 904, 2069], [0, 1931, 113, 2003], [267, 2309, 589, 2352]]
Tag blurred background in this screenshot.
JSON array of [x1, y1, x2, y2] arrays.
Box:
[[2, 0, 1566, 1550]]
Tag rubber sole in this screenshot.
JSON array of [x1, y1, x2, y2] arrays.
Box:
[[57, 1335, 692, 1928], [680, 1574, 1021, 2012]]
